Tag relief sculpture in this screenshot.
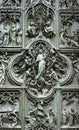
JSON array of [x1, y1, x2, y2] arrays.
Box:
[[62, 92, 79, 128], [26, 0, 55, 39], [59, 0, 79, 10], [0, 91, 21, 128], [25, 100, 56, 130], [26, 0, 55, 8], [0, 0, 78, 130], [60, 15, 79, 48], [2, 23, 22, 46], [0, 11, 22, 47], [8, 40, 73, 100]]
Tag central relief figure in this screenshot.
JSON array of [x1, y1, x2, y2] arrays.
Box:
[[8, 40, 73, 100]]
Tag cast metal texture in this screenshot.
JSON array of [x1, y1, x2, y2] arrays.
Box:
[[0, 0, 79, 130]]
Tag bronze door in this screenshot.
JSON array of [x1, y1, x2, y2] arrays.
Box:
[[0, 0, 79, 130]]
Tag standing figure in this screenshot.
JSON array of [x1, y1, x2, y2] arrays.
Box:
[[36, 51, 46, 80], [16, 28, 22, 46], [62, 109, 68, 125], [10, 24, 17, 43]]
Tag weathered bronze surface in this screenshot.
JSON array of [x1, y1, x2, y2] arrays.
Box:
[[0, 0, 79, 130]]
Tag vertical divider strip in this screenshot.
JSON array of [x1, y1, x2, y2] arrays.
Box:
[[56, 88, 62, 130], [22, 0, 25, 48], [21, 88, 25, 130]]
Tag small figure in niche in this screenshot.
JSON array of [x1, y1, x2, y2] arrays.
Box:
[[43, 19, 55, 38], [27, 19, 38, 37]]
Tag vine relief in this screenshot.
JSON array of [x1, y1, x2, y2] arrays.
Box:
[[59, 0, 79, 10], [26, 0, 55, 39], [8, 40, 73, 100], [0, 91, 21, 128], [25, 100, 56, 130], [0, 10, 22, 47], [60, 15, 79, 48], [62, 92, 79, 128]]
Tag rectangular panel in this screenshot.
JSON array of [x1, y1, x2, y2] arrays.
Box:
[[0, 90, 22, 129], [61, 91, 79, 129]]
